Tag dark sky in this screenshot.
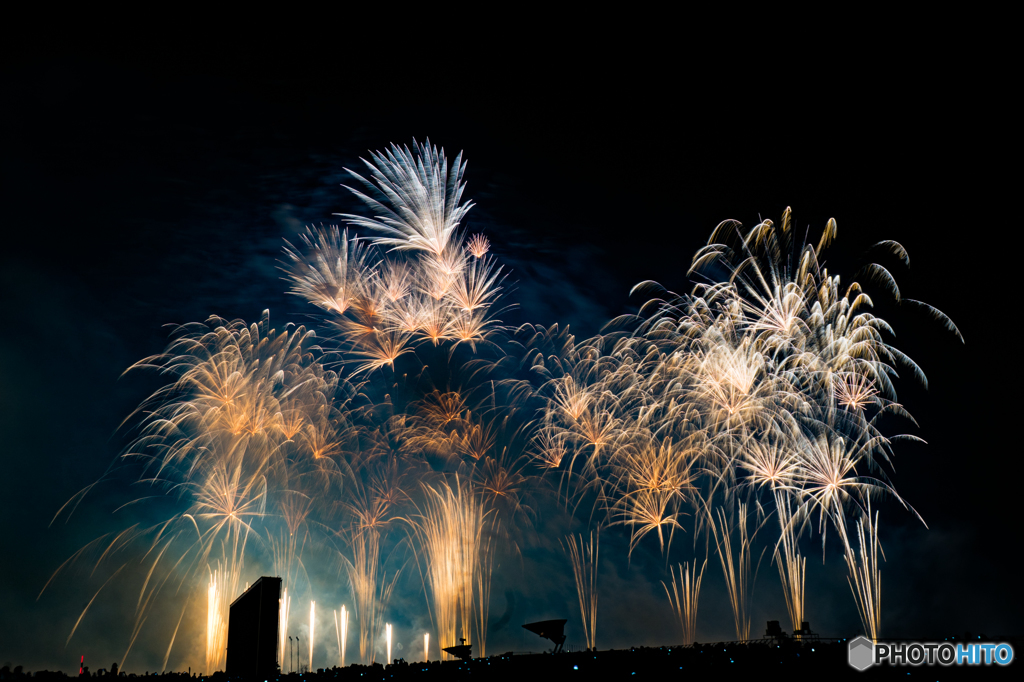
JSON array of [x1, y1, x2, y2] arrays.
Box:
[[1, 31, 1017, 673]]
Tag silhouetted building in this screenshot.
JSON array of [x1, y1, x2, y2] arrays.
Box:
[[225, 577, 281, 680]]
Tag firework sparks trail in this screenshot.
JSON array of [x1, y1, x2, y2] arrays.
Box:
[[737, 432, 806, 633], [333, 606, 347, 668], [474, 530, 495, 658], [344, 525, 399, 664], [206, 567, 226, 673], [335, 452, 408, 666], [705, 501, 764, 641], [663, 559, 705, 645], [562, 531, 599, 651], [846, 506, 883, 641], [774, 491, 807, 635], [280, 588, 291, 668], [309, 600, 315, 671], [408, 478, 492, 660]]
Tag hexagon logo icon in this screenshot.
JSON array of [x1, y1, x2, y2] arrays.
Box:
[[848, 636, 874, 670]]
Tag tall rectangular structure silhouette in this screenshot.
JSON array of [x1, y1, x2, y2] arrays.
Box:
[[226, 576, 281, 680]]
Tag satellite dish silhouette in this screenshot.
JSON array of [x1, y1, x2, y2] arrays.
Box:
[[442, 637, 473, 661], [522, 619, 567, 653]]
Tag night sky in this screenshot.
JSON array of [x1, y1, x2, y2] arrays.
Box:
[[1, 32, 1017, 673]]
